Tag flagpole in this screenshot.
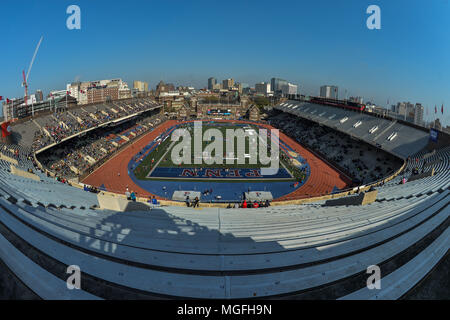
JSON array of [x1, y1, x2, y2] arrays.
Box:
[[434, 105, 436, 129]]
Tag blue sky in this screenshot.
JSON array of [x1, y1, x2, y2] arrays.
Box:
[[0, 0, 449, 125]]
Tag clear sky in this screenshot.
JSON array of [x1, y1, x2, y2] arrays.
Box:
[[0, 0, 448, 125]]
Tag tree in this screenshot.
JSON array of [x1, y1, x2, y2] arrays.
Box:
[[252, 96, 270, 108]]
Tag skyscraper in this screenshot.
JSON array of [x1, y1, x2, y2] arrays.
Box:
[[271, 78, 288, 94], [208, 77, 217, 90], [414, 103, 424, 126], [281, 83, 298, 96], [320, 85, 338, 99], [35, 90, 44, 102], [255, 82, 271, 95], [133, 81, 149, 92], [222, 78, 234, 90]]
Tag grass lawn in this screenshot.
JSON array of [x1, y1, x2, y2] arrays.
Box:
[[133, 123, 295, 181]]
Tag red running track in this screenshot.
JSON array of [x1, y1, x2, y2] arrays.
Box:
[[82, 119, 351, 201]]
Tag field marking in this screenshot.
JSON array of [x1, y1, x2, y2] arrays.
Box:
[[137, 122, 296, 180], [145, 140, 176, 178]]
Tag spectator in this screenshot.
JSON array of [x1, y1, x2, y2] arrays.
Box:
[[242, 200, 247, 208], [193, 196, 200, 208], [253, 201, 259, 208], [130, 191, 136, 202], [185, 196, 190, 207], [125, 189, 131, 200]]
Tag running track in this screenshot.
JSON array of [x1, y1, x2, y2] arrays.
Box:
[[82, 119, 351, 201]]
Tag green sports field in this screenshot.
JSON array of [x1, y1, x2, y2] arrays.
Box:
[[133, 123, 294, 180]]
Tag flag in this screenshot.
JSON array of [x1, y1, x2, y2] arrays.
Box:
[[1, 121, 12, 137], [0, 96, 3, 101], [6, 98, 10, 103], [442, 104, 444, 114], [435, 105, 437, 114]]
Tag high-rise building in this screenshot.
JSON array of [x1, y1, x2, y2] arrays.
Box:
[[35, 90, 44, 102], [281, 83, 298, 96], [394, 102, 419, 123], [67, 79, 129, 105], [235, 82, 243, 94], [414, 103, 424, 126], [320, 85, 338, 99], [212, 83, 222, 90], [396, 102, 406, 116], [271, 78, 288, 94], [255, 82, 271, 95], [133, 81, 149, 92], [222, 78, 234, 90], [208, 77, 217, 90], [87, 87, 119, 104]]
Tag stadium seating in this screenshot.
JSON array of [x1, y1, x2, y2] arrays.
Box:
[[0, 98, 447, 299], [11, 97, 160, 152], [275, 101, 430, 158], [0, 139, 448, 299], [269, 113, 403, 184]]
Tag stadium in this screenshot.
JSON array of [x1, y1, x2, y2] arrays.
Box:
[[0, 94, 448, 300]]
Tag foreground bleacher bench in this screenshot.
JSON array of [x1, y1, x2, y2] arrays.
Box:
[[0, 135, 448, 299]]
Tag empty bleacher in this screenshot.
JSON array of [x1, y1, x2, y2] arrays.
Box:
[[0, 141, 448, 299], [276, 101, 430, 158]]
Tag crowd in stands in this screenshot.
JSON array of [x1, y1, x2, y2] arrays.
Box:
[[269, 113, 403, 184], [32, 131, 53, 151], [29, 98, 159, 152], [38, 112, 166, 179], [227, 199, 271, 209], [0, 141, 75, 188]]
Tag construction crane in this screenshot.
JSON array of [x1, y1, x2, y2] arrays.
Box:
[[22, 36, 43, 113]]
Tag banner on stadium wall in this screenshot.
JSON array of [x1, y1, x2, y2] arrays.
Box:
[[429, 128, 438, 142], [1, 121, 12, 138]]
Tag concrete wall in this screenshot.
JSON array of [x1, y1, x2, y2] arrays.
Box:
[[97, 192, 152, 212], [324, 190, 378, 206], [0, 153, 18, 166], [408, 169, 435, 182], [10, 165, 40, 181]]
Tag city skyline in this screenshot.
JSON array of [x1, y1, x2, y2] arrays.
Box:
[[0, 0, 448, 126]]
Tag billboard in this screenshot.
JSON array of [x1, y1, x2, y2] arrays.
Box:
[[207, 109, 231, 115], [430, 128, 438, 142]]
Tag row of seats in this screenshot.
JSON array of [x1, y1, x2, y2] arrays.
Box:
[[276, 101, 430, 158], [269, 113, 402, 184], [11, 98, 161, 152], [0, 141, 448, 299], [37, 113, 165, 179]]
